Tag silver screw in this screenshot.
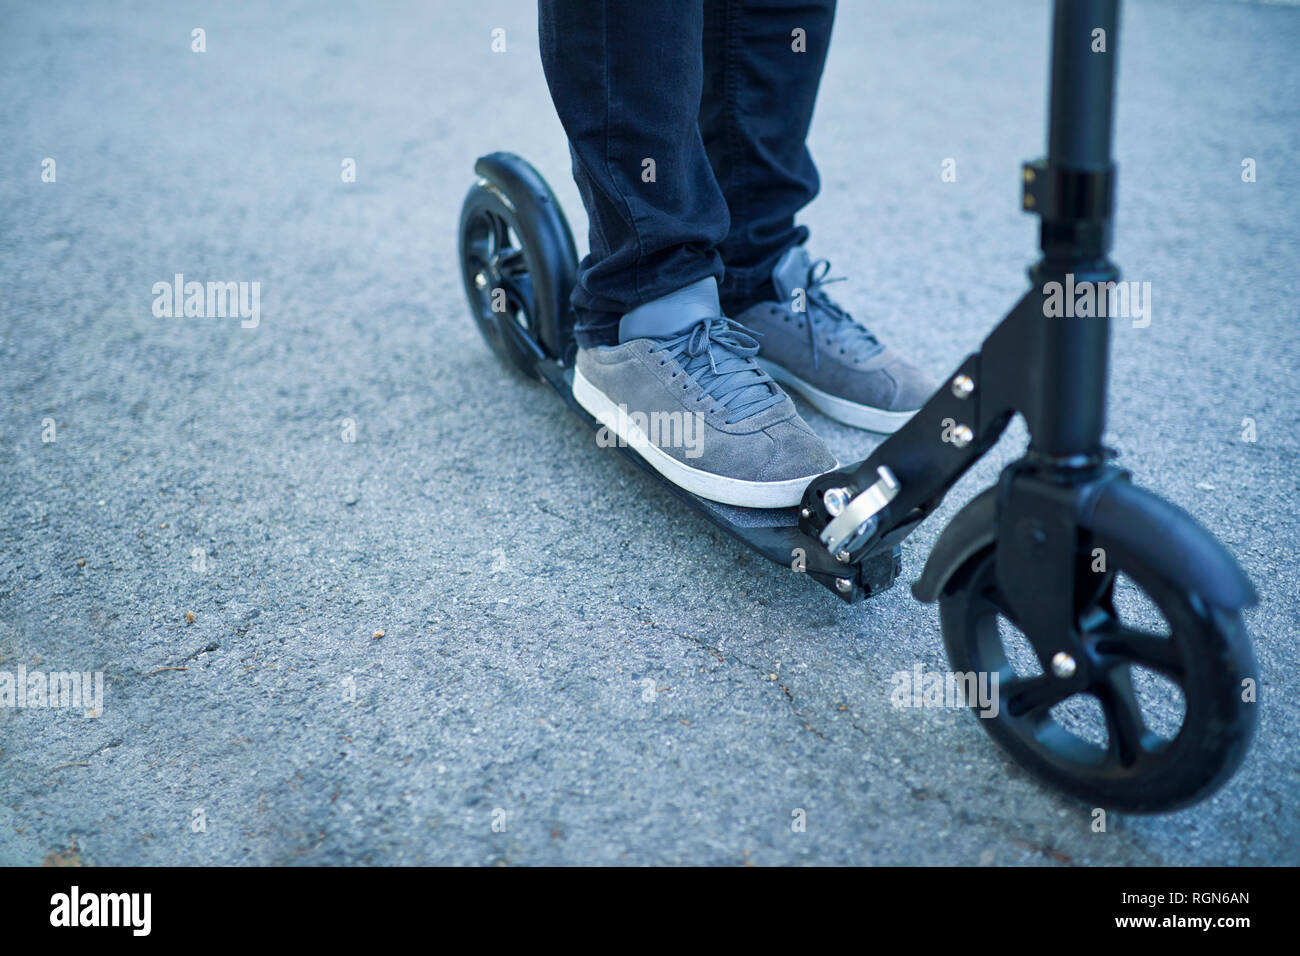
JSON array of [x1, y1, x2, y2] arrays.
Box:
[[836, 550, 851, 563], [799, 507, 811, 519], [474, 272, 489, 290], [835, 577, 853, 594], [951, 374, 975, 399], [1051, 652, 1077, 679], [823, 487, 851, 517], [951, 424, 974, 448]]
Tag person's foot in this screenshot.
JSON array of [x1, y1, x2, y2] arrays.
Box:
[[731, 246, 935, 433], [573, 277, 837, 508]]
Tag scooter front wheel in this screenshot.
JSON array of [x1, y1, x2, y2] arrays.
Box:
[[939, 530, 1258, 814]]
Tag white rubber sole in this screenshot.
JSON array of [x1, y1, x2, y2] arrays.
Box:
[[759, 359, 917, 434], [572, 366, 822, 509]]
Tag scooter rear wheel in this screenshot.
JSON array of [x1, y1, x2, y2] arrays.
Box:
[[939, 534, 1257, 814], [459, 184, 547, 378]]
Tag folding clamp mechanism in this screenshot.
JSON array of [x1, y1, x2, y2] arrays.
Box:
[[819, 466, 900, 560], [1022, 159, 1114, 221]]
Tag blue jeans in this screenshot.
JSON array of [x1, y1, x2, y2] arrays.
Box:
[[538, 0, 836, 347]]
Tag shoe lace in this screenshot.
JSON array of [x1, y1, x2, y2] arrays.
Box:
[[801, 259, 883, 370], [648, 317, 784, 425]]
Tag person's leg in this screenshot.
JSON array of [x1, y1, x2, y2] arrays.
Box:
[[700, 0, 836, 316], [538, 1, 730, 348], [537, 2, 836, 506], [700, 0, 933, 433]]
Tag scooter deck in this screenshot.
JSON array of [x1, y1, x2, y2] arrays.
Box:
[[535, 357, 901, 603]]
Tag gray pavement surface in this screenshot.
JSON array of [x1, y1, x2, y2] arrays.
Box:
[[1, 0, 1297, 865]]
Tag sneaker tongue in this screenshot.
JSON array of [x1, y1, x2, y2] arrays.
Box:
[[771, 245, 813, 305], [619, 277, 722, 343], [771, 246, 884, 362]]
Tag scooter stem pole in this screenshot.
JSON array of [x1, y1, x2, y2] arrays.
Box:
[[1048, 0, 1119, 171], [1027, 0, 1120, 464]]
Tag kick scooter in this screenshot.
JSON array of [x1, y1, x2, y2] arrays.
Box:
[[456, 0, 1258, 812]]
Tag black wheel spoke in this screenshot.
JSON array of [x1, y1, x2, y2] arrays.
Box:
[[1093, 623, 1182, 680], [493, 272, 533, 320], [1099, 665, 1158, 768], [491, 247, 528, 278], [1002, 674, 1075, 720], [465, 236, 492, 271], [484, 211, 510, 251], [465, 213, 511, 273]]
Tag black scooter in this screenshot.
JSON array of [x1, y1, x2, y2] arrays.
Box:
[[456, 0, 1258, 813]]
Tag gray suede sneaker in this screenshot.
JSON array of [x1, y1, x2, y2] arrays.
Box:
[[573, 277, 837, 508], [733, 246, 935, 433]]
